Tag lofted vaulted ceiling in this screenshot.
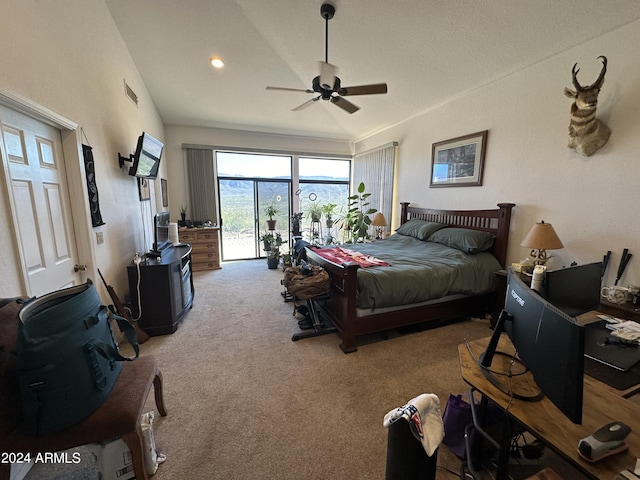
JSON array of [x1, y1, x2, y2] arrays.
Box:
[[105, 0, 640, 142]]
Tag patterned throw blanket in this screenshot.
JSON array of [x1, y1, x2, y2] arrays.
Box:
[[310, 246, 390, 268]]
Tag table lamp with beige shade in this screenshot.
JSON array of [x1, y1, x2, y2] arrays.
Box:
[[520, 220, 564, 265], [372, 212, 387, 240]]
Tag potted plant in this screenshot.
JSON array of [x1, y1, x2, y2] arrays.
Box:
[[266, 247, 280, 269], [260, 231, 283, 268], [260, 231, 282, 251], [265, 203, 279, 230], [308, 203, 322, 222], [341, 182, 377, 243], [321, 203, 337, 228], [179, 205, 187, 226], [291, 212, 303, 237], [281, 252, 293, 270]]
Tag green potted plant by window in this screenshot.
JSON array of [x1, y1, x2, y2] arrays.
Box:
[[260, 231, 283, 268], [265, 203, 279, 230], [321, 203, 337, 228], [308, 203, 322, 222], [341, 182, 376, 243], [281, 251, 293, 270], [266, 247, 280, 269]]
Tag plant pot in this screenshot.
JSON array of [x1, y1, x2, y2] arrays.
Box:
[[267, 219, 277, 230], [267, 257, 279, 269]]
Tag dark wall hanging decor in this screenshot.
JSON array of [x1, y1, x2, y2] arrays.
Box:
[[138, 177, 150, 201], [82, 144, 105, 227]]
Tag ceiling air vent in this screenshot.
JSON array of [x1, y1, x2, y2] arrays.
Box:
[[123, 79, 138, 106]]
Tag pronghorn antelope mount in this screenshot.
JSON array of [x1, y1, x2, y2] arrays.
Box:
[[564, 56, 611, 157]]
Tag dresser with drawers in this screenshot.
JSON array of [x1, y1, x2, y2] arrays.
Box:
[[178, 227, 221, 271]]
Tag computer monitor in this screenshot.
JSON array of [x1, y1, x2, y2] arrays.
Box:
[[544, 262, 603, 316], [481, 268, 585, 424]]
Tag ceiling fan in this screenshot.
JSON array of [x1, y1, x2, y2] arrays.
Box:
[[266, 3, 388, 114]]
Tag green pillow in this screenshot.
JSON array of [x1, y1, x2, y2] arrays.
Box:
[[428, 228, 495, 253], [395, 219, 446, 240]]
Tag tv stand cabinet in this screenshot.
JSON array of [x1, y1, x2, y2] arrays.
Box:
[[127, 244, 194, 336]]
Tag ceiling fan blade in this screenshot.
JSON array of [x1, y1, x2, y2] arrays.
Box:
[[319, 61, 337, 90], [337, 83, 388, 96], [330, 95, 359, 114], [292, 96, 321, 111], [266, 86, 314, 93]]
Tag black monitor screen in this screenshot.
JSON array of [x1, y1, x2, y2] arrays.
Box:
[[544, 262, 602, 316], [482, 268, 585, 424], [153, 211, 171, 253]]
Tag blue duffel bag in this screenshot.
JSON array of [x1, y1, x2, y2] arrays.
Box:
[[17, 279, 139, 436]]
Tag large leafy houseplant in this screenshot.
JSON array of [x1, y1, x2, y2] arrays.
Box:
[[343, 182, 376, 243]]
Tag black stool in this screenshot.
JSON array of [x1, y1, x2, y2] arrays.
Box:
[[385, 417, 438, 480]]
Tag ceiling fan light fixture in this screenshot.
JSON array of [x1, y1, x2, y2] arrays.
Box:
[[209, 56, 224, 69], [264, 2, 387, 114]]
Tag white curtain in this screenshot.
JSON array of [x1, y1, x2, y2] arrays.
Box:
[[185, 148, 217, 224], [353, 142, 397, 230]]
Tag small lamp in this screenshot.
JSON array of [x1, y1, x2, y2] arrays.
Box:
[[372, 213, 387, 240], [520, 220, 564, 265]]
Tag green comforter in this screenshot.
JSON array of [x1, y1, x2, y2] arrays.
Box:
[[338, 234, 501, 310]]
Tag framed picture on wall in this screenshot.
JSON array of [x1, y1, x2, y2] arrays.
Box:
[[138, 177, 150, 201], [430, 130, 488, 187], [161, 178, 168, 207]]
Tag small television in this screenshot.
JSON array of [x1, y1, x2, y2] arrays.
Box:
[[543, 262, 602, 317], [128, 132, 164, 179], [481, 268, 585, 424], [153, 211, 171, 254]]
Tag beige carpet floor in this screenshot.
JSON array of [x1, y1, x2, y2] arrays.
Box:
[[25, 259, 584, 479]]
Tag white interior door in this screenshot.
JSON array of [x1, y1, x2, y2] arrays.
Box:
[[1, 106, 81, 296]]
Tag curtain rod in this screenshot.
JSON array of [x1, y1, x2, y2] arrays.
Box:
[[353, 141, 398, 158], [181, 143, 352, 160]]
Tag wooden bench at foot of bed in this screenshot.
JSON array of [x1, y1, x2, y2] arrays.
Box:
[[304, 202, 515, 353]]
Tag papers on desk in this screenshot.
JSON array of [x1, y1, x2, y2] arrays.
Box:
[[603, 317, 640, 344]]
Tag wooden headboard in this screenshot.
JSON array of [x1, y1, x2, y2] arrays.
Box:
[[399, 202, 515, 268]]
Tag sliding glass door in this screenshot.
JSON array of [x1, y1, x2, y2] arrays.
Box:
[[217, 153, 291, 261], [216, 151, 351, 260]]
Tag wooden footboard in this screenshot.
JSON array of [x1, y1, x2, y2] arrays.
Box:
[[305, 202, 515, 353]]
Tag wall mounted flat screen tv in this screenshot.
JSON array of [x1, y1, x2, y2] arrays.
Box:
[[129, 132, 164, 179]]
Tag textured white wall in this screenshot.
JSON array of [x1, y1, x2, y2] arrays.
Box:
[[0, 0, 164, 297], [355, 20, 640, 287]]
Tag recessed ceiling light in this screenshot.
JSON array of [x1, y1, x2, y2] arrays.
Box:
[[210, 56, 224, 69]]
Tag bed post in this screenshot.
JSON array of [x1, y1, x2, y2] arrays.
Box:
[[494, 203, 515, 268], [400, 202, 410, 225]]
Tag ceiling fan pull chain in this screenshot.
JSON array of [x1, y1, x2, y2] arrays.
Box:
[[325, 11, 329, 63]]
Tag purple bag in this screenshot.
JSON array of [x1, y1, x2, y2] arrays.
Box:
[[442, 394, 472, 459], [442, 393, 503, 460]]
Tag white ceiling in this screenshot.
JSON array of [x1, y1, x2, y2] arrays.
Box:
[[105, 0, 640, 142]]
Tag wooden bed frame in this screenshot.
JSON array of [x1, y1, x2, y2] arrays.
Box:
[[304, 202, 515, 353]]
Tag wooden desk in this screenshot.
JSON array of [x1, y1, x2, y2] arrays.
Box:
[[459, 335, 640, 480]]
